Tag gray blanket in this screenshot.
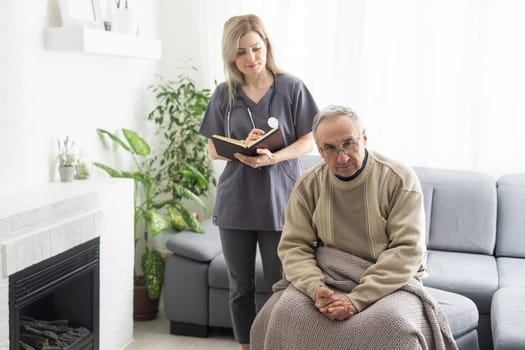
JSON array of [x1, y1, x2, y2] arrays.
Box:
[[251, 247, 458, 350]]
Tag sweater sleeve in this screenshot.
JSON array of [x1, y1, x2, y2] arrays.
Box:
[[349, 173, 427, 312], [278, 178, 326, 301]]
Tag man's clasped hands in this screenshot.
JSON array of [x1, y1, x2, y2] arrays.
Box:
[[315, 286, 358, 321]]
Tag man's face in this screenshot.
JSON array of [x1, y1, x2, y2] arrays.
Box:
[[316, 114, 367, 177]]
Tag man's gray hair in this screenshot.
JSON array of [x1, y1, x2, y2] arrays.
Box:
[[312, 105, 364, 142]]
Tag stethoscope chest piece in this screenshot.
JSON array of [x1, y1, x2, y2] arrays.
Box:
[[267, 117, 279, 129]]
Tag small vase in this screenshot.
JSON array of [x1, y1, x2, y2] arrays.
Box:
[[112, 8, 139, 35], [58, 166, 75, 182]]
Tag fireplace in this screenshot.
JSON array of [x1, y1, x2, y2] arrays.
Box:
[[9, 238, 100, 350], [0, 178, 135, 349]]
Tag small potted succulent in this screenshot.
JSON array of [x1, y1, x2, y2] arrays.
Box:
[[74, 160, 90, 180], [57, 136, 77, 182]]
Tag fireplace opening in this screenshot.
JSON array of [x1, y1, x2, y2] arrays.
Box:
[[9, 238, 100, 350]]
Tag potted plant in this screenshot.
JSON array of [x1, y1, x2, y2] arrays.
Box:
[[147, 68, 216, 222], [57, 136, 76, 182], [74, 161, 90, 179], [93, 128, 208, 320]]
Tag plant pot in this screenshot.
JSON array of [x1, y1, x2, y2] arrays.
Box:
[[133, 278, 159, 321], [58, 166, 75, 182]]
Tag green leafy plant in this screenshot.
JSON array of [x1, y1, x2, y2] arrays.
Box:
[[57, 136, 76, 167], [93, 128, 208, 300], [147, 68, 216, 208]]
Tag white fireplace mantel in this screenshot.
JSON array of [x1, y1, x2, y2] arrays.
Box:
[[0, 178, 135, 350]]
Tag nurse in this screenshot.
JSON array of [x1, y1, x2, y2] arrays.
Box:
[[199, 14, 319, 350]]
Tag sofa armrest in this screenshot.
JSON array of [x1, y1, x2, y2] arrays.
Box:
[[165, 219, 222, 262]]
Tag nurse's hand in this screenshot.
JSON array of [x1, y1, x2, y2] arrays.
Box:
[[245, 128, 266, 142], [234, 149, 274, 169]]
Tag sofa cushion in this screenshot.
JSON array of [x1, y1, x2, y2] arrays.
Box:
[[496, 173, 525, 258], [414, 167, 497, 255], [491, 287, 525, 350], [425, 250, 499, 314], [208, 253, 229, 289], [497, 257, 525, 288], [426, 287, 479, 339], [165, 219, 222, 262]]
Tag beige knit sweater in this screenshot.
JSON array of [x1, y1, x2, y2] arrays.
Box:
[[278, 150, 428, 311]]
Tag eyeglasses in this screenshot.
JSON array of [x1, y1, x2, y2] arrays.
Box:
[[320, 137, 361, 158]]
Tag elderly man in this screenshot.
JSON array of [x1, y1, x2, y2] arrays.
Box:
[[250, 105, 457, 350]]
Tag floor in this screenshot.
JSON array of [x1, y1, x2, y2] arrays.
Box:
[[124, 305, 239, 350]]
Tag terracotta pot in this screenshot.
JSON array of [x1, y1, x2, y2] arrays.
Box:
[[133, 279, 159, 321]]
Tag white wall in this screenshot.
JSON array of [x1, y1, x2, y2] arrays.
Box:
[[159, 0, 525, 177], [3, 1, 523, 196], [0, 0, 161, 193]]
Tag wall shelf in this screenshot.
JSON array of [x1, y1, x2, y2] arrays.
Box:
[[45, 26, 162, 60]]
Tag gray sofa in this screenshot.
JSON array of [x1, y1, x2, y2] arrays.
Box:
[[490, 174, 525, 350], [163, 155, 525, 350]]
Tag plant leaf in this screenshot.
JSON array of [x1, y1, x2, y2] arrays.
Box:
[[92, 162, 123, 177], [141, 249, 165, 299], [168, 207, 189, 232], [123, 128, 151, 156], [171, 205, 204, 233], [96, 128, 131, 152], [173, 183, 208, 212], [144, 209, 169, 237], [181, 161, 208, 188]]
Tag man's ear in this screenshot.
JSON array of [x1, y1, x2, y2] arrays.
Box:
[[361, 129, 368, 144]]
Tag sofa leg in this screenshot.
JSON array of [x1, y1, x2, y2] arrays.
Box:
[[170, 321, 209, 338]]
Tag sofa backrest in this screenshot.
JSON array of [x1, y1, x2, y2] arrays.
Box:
[[300, 154, 323, 171], [496, 173, 525, 258], [299, 155, 499, 255], [414, 167, 497, 255]]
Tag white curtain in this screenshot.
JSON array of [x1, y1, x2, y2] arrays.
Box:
[[192, 0, 525, 177]]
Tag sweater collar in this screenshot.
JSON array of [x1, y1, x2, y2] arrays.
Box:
[[335, 149, 369, 182]]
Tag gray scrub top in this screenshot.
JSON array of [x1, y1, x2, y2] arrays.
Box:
[[199, 74, 319, 231]]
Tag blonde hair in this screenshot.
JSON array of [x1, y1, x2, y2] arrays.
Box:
[[222, 14, 283, 108]]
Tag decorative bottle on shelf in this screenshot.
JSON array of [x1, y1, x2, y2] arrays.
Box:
[[111, 5, 139, 36]]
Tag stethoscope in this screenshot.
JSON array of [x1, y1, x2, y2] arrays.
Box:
[[226, 80, 279, 138]]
